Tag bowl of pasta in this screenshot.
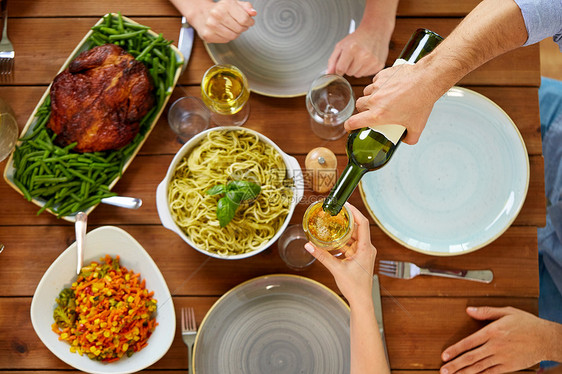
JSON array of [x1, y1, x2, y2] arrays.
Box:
[[156, 127, 304, 259]]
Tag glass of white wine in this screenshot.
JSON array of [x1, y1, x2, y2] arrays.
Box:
[[302, 199, 355, 257], [306, 74, 354, 140], [201, 64, 250, 127], [0, 98, 19, 162]]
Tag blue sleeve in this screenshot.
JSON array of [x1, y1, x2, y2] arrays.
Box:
[[514, 0, 562, 50]]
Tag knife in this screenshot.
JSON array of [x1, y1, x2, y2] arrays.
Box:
[[178, 16, 194, 74], [372, 274, 390, 366]]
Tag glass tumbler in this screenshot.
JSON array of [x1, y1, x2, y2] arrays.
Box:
[[201, 64, 250, 127], [306, 74, 354, 140], [168, 96, 210, 143], [0, 98, 19, 162], [278, 225, 316, 271]]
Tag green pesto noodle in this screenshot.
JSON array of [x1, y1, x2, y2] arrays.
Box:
[[168, 130, 293, 256]]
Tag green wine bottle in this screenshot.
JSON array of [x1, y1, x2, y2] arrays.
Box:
[[322, 28, 444, 216]]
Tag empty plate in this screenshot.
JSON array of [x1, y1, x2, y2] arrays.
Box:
[[193, 274, 350, 374], [204, 0, 365, 97], [359, 87, 529, 256]]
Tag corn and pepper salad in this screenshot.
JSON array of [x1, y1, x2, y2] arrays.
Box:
[[52, 255, 158, 362]]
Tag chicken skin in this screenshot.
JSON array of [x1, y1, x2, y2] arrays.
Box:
[[48, 44, 155, 153]]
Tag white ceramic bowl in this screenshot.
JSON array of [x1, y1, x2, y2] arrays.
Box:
[[30, 226, 175, 374], [156, 127, 304, 259]]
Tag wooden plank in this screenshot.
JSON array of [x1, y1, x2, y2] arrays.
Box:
[[0, 150, 545, 228], [10, 0, 481, 18], [0, 223, 538, 298], [1, 18, 539, 87], [0, 85, 544, 156], [0, 296, 537, 370]]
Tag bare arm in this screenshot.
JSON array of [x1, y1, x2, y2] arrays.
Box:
[[326, 0, 399, 77], [345, 0, 528, 144], [305, 204, 390, 374], [169, 0, 256, 43]]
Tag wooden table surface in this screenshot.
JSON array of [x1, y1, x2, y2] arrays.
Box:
[[0, 1, 545, 373]]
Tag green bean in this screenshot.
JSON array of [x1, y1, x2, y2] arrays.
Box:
[[20, 112, 51, 141], [36, 197, 55, 216], [122, 22, 151, 31], [152, 48, 169, 63], [67, 169, 96, 184], [13, 179, 32, 201], [137, 34, 162, 61], [108, 29, 146, 41], [167, 47, 177, 91], [99, 26, 120, 35]]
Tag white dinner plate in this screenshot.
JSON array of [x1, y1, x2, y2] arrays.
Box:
[[193, 275, 350, 374], [359, 87, 530, 256], [204, 0, 365, 97]]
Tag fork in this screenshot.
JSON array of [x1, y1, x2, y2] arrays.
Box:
[[377, 260, 493, 283], [0, 0, 14, 77], [181, 307, 197, 372]]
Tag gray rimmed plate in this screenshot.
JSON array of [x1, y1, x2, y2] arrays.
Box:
[[193, 274, 350, 374], [204, 0, 365, 97]]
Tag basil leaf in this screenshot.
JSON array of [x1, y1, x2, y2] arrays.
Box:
[[206, 184, 226, 196], [226, 190, 245, 206], [217, 196, 238, 227], [227, 180, 261, 201]]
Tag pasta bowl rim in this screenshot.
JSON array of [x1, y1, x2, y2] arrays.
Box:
[[156, 126, 304, 259]]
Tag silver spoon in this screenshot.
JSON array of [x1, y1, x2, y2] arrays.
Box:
[[75, 212, 87, 275], [101, 196, 143, 210]]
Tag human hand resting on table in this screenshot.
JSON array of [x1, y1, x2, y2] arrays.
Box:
[[440, 306, 562, 374], [326, 0, 397, 78], [326, 26, 389, 78], [171, 0, 257, 43]]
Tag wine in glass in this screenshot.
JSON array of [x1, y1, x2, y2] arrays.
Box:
[[201, 64, 250, 127]]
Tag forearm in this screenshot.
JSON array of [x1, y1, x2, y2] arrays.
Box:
[[415, 0, 528, 101], [169, 0, 209, 25], [360, 0, 399, 40], [544, 320, 562, 363], [349, 297, 390, 374]]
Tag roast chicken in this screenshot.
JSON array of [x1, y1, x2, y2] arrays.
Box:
[[48, 44, 155, 153]]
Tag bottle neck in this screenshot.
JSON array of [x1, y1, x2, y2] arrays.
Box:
[[322, 163, 367, 216]]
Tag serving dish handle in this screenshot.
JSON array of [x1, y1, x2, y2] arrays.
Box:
[[156, 180, 178, 232], [284, 154, 304, 204]]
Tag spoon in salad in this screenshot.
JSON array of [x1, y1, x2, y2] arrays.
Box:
[[75, 212, 87, 275]]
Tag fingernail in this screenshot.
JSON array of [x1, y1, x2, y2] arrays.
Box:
[[442, 352, 449, 361], [441, 368, 448, 374], [467, 306, 477, 312], [304, 243, 315, 253]]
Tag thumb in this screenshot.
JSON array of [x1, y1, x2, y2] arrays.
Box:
[[466, 306, 510, 321], [305, 243, 340, 273], [239, 1, 257, 16]]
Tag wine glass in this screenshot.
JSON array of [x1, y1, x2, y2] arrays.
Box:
[[201, 64, 250, 127], [0, 98, 18, 162], [305, 74, 354, 140]]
